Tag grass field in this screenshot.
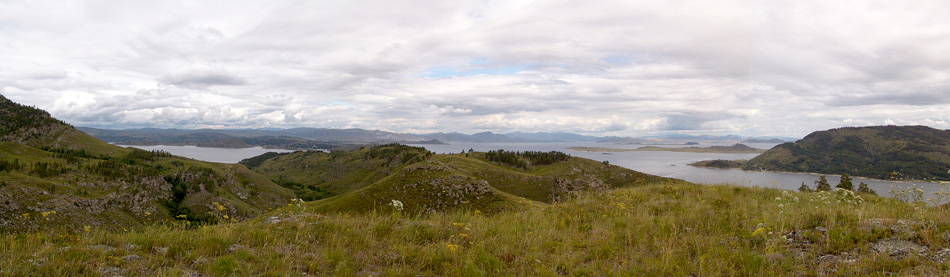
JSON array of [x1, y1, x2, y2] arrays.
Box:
[[3, 181, 949, 275]]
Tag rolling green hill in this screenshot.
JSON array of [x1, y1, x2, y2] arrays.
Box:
[[243, 144, 679, 214], [241, 144, 434, 198], [0, 94, 294, 232], [741, 126, 950, 181]]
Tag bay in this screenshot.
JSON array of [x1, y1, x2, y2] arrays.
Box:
[[411, 142, 950, 203]]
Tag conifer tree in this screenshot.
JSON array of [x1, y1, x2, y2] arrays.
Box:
[[836, 174, 853, 191], [798, 182, 812, 192], [815, 176, 831, 191]]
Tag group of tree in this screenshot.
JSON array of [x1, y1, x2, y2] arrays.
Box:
[[75, 149, 172, 181], [29, 161, 68, 178], [162, 165, 227, 223], [0, 159, 24, 172], [37, 146, 111, 164], [0, 159, 70, 178], [274, 177, 332, 201], [485, 150, 529, 170], [484, 149, 571, 170], [362, 143, 433, 164], [799, 173, 875, 194]]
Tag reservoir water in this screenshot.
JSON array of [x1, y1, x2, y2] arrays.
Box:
[[120, 145, 295, 164]]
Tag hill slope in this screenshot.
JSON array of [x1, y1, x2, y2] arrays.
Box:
[[243, 144, 678, 214], [0, 95, 123, 156], [0, 94, 294, 232], [746, 126, 950, 180]]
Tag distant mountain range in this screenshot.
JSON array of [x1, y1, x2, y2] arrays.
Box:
[[78, 127, 427, 149], [81, 127, 796, 148]]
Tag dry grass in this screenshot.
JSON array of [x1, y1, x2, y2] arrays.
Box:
[[3, 181, 950, 275]]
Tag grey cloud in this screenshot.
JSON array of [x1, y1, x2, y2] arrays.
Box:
[[1, 0, 949, 138], [828, 91, 950, 107], [663, 112, 732, 131], [159, 71, 248, 89]]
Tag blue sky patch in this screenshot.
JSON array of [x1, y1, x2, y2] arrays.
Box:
[[422, 65, 528, 78]]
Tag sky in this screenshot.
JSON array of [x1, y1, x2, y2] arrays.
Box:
[[1, 0, 948, 138]]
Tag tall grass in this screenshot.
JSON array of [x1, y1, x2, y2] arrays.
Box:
[[2, 181, 949, 275]]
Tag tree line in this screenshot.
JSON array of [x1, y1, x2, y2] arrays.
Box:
[[484, 149, 571, 170], [799, 173, 875, 194]]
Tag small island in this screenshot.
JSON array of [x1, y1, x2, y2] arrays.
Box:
[[569, 143, 765, 154]]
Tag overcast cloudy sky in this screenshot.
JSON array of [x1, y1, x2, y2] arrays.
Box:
[[1, 0, 948, 138]]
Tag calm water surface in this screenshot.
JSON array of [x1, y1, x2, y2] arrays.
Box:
[[120, 145, 294, 164], [411, 142, 949, 202]]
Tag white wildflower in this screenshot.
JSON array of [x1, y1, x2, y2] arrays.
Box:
[[389, 199, 404, 211]]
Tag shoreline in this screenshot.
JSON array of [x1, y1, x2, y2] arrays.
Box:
[[687, 163, 949, 185], [568, 146, 766, 154]]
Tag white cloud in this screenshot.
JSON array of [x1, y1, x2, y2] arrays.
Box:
[[0, 0, 947, 138]]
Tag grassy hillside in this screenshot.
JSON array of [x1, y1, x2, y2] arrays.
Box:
[[0, 94, 295, 232], [242, 144, 433, 198], [3, 182, 950, 275], [244, 144, 677, 213], [0, 95, 122, 156], [701, 126, 950, 181]]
